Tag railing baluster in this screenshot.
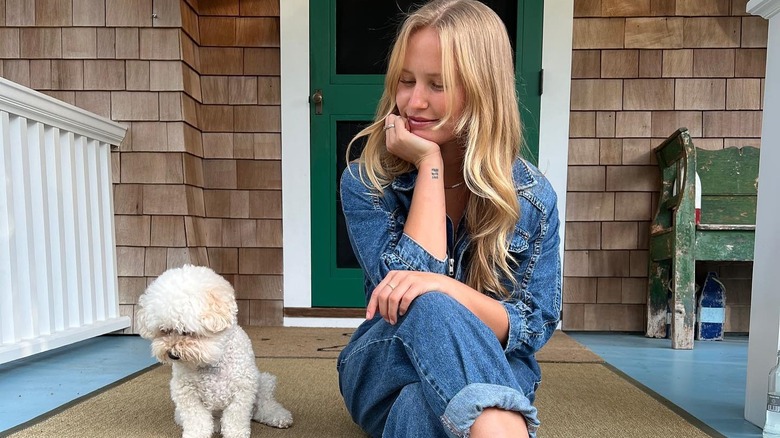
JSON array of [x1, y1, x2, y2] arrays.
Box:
[[74, 135, 94, 325], [0, 111, 16, 346], [9, 115, 35, 341], [87, 139, 105, 321], [60, 130, 83, 329], [45, 125, 67, 333], [100, 143, 118, 318], [27, 119, 53, 336]]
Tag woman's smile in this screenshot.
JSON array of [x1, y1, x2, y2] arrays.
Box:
[[406, 116, 438, 131]]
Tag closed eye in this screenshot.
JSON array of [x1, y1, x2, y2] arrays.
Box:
[[399, 79, 443, 92]]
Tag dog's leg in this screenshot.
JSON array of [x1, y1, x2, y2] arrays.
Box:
[[220, 386, 255, 438], [171, 380, 214, 438], [252, 372, 293, 428]]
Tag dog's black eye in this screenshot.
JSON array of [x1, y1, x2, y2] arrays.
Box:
[[160, 329, 172, 335], [180, 331, 192, 336]]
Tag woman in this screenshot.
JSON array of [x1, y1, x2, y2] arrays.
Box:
[[337, 1, 561, 437]]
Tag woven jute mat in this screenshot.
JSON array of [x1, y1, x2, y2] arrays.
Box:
[[245, 327, 603, 362], [5, 330, 714, 438]]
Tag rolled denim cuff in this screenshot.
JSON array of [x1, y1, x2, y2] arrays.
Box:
[[441, 383, 540, 438], [385, 232, 448, 274], [502, 300, 530, 354]]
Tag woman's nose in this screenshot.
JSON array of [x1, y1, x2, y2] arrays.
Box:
[[409, 86, 428, 109]]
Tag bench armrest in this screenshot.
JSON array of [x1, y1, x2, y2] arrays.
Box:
[[653, 128, 697, 217]]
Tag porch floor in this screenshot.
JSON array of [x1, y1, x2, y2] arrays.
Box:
[[0, 332, 765, 437], [570, 332, 762, 438]]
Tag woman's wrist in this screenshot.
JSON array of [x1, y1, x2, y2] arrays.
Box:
[[415, 155, 446, 188], [414, 152, 443, 170]]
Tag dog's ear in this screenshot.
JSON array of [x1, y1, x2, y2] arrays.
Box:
[[135, 307, 154, 339], [201, 288, 237, 333]]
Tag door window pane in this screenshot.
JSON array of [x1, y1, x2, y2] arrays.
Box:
[[336, 0, 517, 75]]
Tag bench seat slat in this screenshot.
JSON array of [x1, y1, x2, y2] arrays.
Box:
[[700, 196, 757, 225], [694, 229, 756, 261], [696, 224, 756, 231]]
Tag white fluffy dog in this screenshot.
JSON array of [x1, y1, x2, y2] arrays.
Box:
[[136, 265, 293, 438]]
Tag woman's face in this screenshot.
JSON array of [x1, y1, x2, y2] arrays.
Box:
[[395, 27, 465, 148]]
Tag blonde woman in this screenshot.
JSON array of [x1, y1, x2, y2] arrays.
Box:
[[337, 1, 561, 437]]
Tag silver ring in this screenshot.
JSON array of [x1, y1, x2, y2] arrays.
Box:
[[384, 124, 395, 131], [388, 283, 396, 290]]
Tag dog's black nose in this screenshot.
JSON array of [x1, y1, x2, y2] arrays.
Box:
[[168, 351, 179, 360]]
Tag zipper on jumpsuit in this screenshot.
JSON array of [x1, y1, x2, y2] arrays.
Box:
[[447, 218, 466, 278], [446, 217, 455, 277]]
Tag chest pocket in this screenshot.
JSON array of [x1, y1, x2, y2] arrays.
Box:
[[498, 227, 530, 295], [502, 227, 531, 295], [508, 227, 530, 254]]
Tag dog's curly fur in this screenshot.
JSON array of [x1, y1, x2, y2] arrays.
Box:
[[137, 265, 293, 438]]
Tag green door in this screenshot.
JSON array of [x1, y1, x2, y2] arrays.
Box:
[[310, 0, 543, 307]]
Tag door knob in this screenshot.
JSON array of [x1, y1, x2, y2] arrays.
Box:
[[310, 90, 323, 115]]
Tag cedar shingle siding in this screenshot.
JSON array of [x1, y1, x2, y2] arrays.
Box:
[[0, 0, 766, 333], [565, 0, 765, 332]]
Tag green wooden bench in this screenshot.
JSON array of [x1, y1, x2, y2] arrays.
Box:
[[646, 128, 759, 349]]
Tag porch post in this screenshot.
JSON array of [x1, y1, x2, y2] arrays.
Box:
[[746, 0, 780, 428]]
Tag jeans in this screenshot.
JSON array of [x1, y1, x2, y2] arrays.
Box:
[[337, 293, 541, 438]]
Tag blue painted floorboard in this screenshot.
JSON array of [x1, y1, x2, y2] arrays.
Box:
[[570, 332, 763, 438], [0, 335, 155, 433]]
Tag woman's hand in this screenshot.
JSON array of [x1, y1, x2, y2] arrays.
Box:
[[384, 114, 441, 167], [367, 270, 450, 324]]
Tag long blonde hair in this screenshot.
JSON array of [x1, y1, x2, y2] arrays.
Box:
[[347, 0, 522, 298]]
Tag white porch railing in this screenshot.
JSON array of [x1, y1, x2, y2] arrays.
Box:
[[0, 77, 129, 364]]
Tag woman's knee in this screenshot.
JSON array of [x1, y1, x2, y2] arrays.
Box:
[[471, 408, 529, 438], [400, 292, 490, 337], [404, 292, 462, 319]]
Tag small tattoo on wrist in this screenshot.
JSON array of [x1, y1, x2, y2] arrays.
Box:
[[431, 168, 439, 179]]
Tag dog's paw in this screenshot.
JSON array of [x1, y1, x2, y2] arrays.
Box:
[[220, 425, 251, 438], [262, 412, 293, 429], [182, 430, 213, 438], [255, 404, 293, 429]]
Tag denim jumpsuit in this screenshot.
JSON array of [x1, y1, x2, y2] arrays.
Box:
[[337, 158, 562, 438]]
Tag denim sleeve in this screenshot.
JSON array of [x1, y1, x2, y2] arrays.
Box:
[[340, 165, 448, 289], [501, 190, 562, 356]]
